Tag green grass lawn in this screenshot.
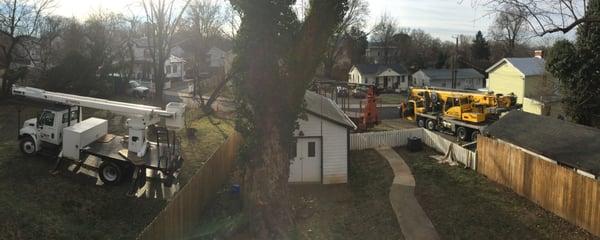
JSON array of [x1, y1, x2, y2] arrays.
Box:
[[378, 94, 405, 105], [189, 149, 403, 240], [395, 147, 598, 240], [0, 101, 234, 239]]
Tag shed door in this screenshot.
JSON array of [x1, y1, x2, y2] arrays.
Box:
[[289, 138, 321, 183]]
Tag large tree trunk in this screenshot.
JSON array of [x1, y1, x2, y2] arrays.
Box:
[[243, 115, 293, 239]]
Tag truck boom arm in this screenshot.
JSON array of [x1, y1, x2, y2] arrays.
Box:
[[12, 86, 174, 118]]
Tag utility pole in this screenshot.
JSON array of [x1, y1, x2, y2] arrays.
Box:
[[452, 35, 459, 89]]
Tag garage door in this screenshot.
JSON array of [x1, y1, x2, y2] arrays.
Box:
[[289, 138, 321, 183]]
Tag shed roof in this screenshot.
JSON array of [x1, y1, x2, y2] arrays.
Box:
[[486, 57, 546, 76], [304, 91, 357, 130], [417, 68, 484, 80], [484, 111, 600, 175], [353, 64, 407, 76]]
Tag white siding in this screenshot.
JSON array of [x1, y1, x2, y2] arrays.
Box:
[[294, 113, 348, 184], [348, 68, 362, 84]]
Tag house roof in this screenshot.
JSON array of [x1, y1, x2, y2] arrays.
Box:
[[353, 64, 407, 76], [486, 57, 546, 76], [484, 111, 600, 175], [416, 68, 483, 80], [304, 91, 357, 130]]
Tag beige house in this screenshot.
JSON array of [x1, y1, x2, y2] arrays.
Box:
[[486, 55, 563, 117]]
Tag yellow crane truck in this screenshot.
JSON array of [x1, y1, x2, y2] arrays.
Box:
[[399, 87, 517, 141]]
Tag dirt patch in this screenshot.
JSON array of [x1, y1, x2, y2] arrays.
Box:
[[395, 147, 599, 240]]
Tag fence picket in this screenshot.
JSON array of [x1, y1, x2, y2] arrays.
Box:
[[137, 132, 243, 240]]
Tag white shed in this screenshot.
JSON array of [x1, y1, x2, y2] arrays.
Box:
[[289, 91, 357, 184]]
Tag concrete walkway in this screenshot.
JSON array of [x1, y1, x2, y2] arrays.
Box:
[[376, 147, 440, 240]]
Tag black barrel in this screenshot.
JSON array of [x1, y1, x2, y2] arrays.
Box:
[[407, 137, 423, 152]]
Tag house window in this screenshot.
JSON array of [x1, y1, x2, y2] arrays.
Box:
[[173, 65, 178, 73], [166, 65, 172, 74], [308, 142, 316, 157]]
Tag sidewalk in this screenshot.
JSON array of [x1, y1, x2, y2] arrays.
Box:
[[376, 147, 440, 240]]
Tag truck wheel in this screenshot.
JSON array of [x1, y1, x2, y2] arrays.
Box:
[[457, 127, 469, 141], [19, 136, 37, 156], [99, 161, 124, 185], [417, 118, 426, 128], [426, 119, 437, 131], [471, 130, 480, 142]]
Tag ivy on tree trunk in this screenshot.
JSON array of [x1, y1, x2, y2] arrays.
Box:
[[229, 0, 348, 238]]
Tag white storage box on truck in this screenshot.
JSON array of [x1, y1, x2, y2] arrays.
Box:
[[62, 118, 108, 160]]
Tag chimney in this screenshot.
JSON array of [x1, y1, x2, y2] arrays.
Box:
[[534, 50, 544, 59]]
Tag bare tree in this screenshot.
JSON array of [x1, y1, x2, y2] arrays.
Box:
[[223, 1, 240, 40], [476, 0, 597, 36], [141, 0, 191, 105], [490, 6, 530, 57], [322, 0, 368, 78], [370, 13, 400, 64], [0, 0, 54, 95]]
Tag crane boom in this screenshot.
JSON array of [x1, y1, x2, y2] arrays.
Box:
[[12, 85, 174, 118]]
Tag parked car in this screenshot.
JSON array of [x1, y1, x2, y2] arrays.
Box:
[[352, 86, 368, 99], [336, 86, 349, 97], [126, 81, 149, 98]]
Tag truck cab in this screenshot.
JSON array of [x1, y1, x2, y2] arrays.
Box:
[[19, 106, 80, 155]]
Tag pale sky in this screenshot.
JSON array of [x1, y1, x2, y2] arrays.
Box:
[[52, 0, 494, 41]]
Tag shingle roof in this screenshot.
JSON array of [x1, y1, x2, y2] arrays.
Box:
[[304, 91, 357, 129], [418, 68, 483, 80], [484, 111, 600, 175], [486, 57, 546, 76], [354, 64, 407, 75]]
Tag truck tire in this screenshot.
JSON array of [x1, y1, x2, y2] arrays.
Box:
[[19, 136, 37, 156], [457, 127, 469, 141], [417, 118, 426, 128], [426, 119, 437, 131], [471, 130, 480, 142], [99, 161, 124, 185]]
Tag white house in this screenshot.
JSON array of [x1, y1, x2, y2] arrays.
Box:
[[207, 47, 227, 68], [290, 91, 357, 184], [348, 64, 409, 91], [165, 55, 186, 81], [412, 68, 485, 89]]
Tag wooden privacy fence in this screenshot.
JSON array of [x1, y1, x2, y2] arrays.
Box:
[[477, 136, 600, 237], [350, 129, 476, 169], [138, 132, 243, 240]]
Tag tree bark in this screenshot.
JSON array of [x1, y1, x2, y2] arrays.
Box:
[[243, 115, 293, 238]]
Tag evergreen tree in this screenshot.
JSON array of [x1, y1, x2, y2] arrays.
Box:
[[546, 0, 600, 126], [471, 31, 490, 61]]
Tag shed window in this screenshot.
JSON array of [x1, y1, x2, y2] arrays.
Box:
[[289, 140, 297, 158], [166, 65, 172, 73], [173, 65, 178, 73], [308, 142, 316, 157]]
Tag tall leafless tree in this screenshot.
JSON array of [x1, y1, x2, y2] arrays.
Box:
[[490, 6, 530, 57], [141, 0, 191, 105], [370, 13, 400, 65], [476, 0, 597, 36], [0, 0, 54, 95]]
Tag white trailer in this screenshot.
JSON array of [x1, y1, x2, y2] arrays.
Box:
[[12, 85, 186, 187]]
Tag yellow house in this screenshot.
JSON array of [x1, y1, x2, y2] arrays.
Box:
[[486, 57, 564, 117]]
